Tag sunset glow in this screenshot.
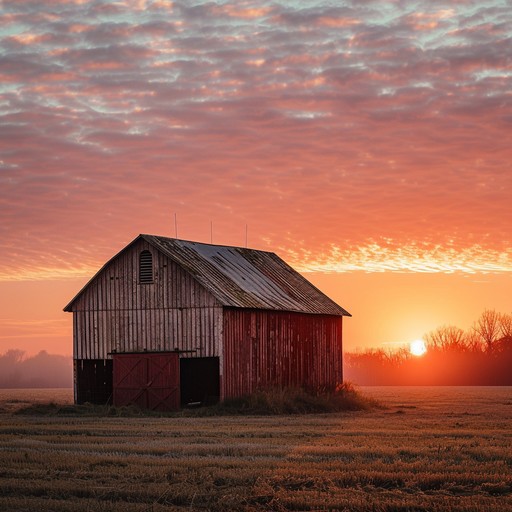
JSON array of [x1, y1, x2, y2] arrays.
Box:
[[1, 1, 511, 357], [409, 340, 427, 357]]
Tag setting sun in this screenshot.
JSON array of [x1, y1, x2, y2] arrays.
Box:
[[410, 339, 427, 357]]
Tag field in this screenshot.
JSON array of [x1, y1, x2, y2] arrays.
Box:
[[0, 387, 511, 511]]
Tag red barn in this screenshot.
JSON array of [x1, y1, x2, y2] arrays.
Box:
[[64, 234, 350, 410]]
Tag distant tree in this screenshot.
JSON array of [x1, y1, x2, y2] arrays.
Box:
[[0, 349, 72, 388], [1, 349, 25, 364], [473, 309, 501, 353], [345, 309, 512, 386], [497, 313, 512, 353], [382, 347, 409, 365], [464, 330, 484, 353], [499, 313, 512, 339], [424, 325, 468, 352], [0, 350, 25, 387]]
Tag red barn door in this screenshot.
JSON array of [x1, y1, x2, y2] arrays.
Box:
[[113, 353, 180, 411]]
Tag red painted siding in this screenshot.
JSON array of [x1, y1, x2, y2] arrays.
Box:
[[222, 309, 343, 398]]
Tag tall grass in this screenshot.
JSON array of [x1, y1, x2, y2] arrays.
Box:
[[13, 382, 379, 417], [206, 382, 380, 415]]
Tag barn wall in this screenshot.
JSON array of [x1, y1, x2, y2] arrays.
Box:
[[222, 309, 343, 399], [71, 239, 223, 360]]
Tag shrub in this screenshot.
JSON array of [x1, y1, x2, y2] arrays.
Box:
[[195, 382, 380, 416]]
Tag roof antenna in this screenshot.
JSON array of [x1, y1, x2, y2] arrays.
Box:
[[245, 224, 248, 248], [174, 213, 178, 239], [210, 221, 213, 244]]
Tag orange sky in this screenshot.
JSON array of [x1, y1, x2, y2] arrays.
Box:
[[1, 1, 511, 357], [1, 263, 511, 358]]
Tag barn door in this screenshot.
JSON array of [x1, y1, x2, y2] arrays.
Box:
[[113, 353, 180, 411]]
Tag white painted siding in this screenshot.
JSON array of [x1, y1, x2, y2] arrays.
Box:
[[71, 239, 223, 360]]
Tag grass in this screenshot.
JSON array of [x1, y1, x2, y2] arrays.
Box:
[[14, 402, 152, 417], [210, 383, 381, 415], [1, 386, 511, 511], [13, 383, 380, 417]]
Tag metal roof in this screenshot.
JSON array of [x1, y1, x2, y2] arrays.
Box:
[[144, 235, 350, 316], [64, 234, 350, 316]]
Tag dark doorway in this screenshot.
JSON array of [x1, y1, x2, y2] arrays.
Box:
[[75, 359, 113, 405], [180, 357, 220, 406]]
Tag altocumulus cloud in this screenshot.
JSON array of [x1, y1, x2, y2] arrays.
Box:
[[1, 0, 511, 279]]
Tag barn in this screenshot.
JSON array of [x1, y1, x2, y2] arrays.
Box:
[[64, 234, 351, 411]]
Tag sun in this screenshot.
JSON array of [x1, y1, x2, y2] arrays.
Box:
[[410, 339, 427, 357]]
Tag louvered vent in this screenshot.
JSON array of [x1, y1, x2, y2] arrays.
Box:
[[139, 250, 153, 283]]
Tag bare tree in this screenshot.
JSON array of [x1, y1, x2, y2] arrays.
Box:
[[498, 313, 512, 352], [473, 309, 501, 353], [499, 313, 512, 338], [425, 325, 468, 352], [464, 329, 484, 353]]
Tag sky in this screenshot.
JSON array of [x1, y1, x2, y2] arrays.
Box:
[[1, 0, 511, 358]]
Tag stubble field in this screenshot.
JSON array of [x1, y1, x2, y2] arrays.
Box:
[[0, 387, 511, 511]]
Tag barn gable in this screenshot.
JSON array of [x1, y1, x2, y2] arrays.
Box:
[[65, 236, 224, 360], [64, 236, 221, 313]]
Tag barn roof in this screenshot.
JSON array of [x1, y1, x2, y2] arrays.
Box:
[[64, 234, 350, 316]]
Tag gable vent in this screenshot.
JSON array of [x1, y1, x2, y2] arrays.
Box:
[[139, 250, 153, 283]]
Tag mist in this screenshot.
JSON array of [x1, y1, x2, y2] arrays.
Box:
[[0, 350, 72, 388]]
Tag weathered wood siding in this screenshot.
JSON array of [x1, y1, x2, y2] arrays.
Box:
[[71, 239, 223, 361], [222, 309, 343, 398]]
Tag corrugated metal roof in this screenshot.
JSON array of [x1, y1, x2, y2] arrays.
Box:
[[144, 235, 350, 316]]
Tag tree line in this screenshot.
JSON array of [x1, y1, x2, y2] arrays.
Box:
[[0, 350, 72, 388], [344, 310, 512, 386]]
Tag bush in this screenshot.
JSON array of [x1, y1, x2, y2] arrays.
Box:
[[196, 382, 381, 416]]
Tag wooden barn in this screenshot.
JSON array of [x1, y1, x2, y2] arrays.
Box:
[[64, 234, 351, 411]]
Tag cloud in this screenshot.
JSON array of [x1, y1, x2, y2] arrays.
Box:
[[213, 5, 273, 19], [0, 0, 511, 280]]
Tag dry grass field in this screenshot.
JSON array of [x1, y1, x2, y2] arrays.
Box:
[[0, 387, 511, 511]]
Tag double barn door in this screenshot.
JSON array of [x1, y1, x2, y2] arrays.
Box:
[[113, 353, 180, 411]]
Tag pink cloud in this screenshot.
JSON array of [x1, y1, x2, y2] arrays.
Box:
[[214, 5, 273, 19], [316, 17, 360, 28], [403, 10, 454, 31]]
